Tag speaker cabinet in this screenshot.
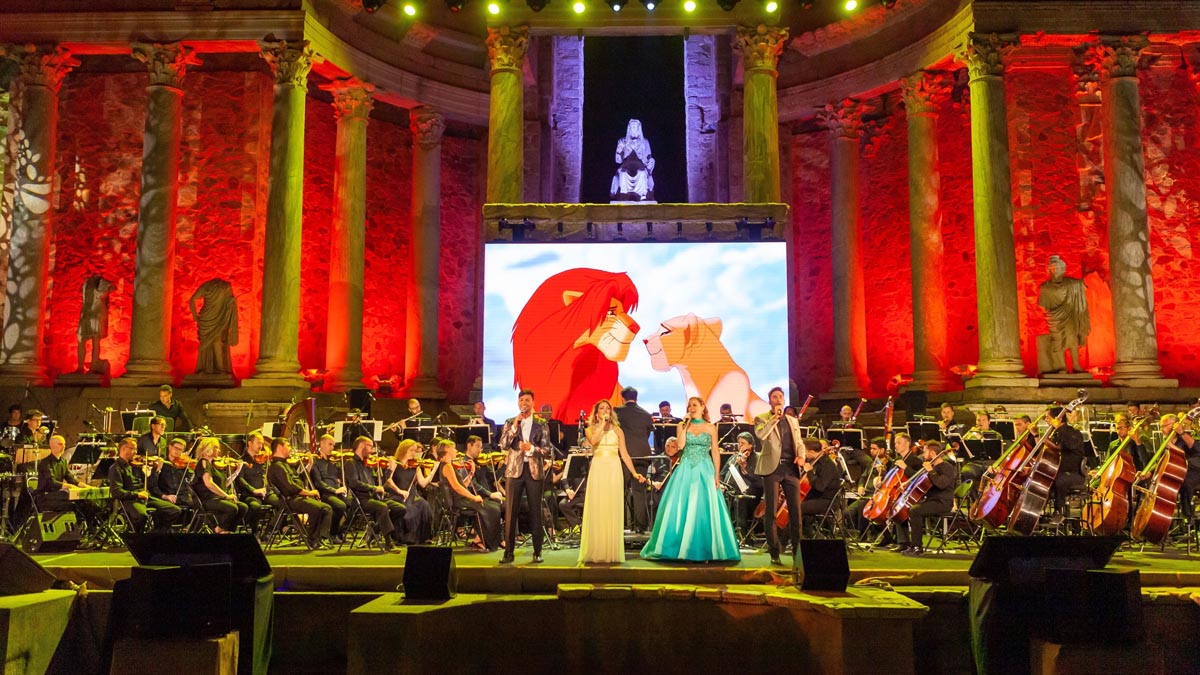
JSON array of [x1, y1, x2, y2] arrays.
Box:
[[798, 539, 850, 592], [0, 542, 56, 595], [23, 512, 81, 554], [403, 545, 456, 600]]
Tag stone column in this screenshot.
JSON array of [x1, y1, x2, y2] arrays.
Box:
[[1087, 37, 1175, 387], [485, 26, 528, 204], [820, 99, 869, 396], [958, 34, 1036, 388], [116, 43, 201, 385], [900, 72, 956, 392], [736, 24, 789, 203], [243, 40, 316, 388], [405, 107, 446, 398], [0, 46, 78, 384], [320, 78, 373, 391]]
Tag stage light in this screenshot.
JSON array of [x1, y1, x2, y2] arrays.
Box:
[[573, 0, 586, 12], [683, 0, 696, 11], [844, 0, 858, 10], [362, 0, 386, 11], [640, 0, 656, 9], [402, 1, 417, 15], [764, 0, 778, 11], [527, 0, 549, 10], [487, 0, 501, 12], [717, 0, 739, 10], [445, 0, 465, 10], [610, 0, 622, 10]]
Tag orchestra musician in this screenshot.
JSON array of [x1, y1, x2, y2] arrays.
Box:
[[1109, 414, 1151, 472], [150, 383, 193, 432], [1046, 406, 1088, 522], [435, 438, 502, 551], [345, 436, 407, 551], [653, 401, 681, 424], [237, 431, 279, 534], [193, 437, 247, 533], [498, 389, 553, 565], [472, 401, 498, 444], [718, 403, 736, 423], [729, 431, 764, 538], [150, 438, 196, 508], [754, 387, 805, 566], [894, 440, 957, 555], [648, 435, 680, 494], [386, 439, 435, 544], [464, 435, 503, 502], [267, 437, 333, 549], [137, 416, 168, 458], [937, 402, 957, 433], [107, 437, 182, 533], [835, 405, 855, 428], [845, 436, 890, 535], [32, 434, 88, 513], [400, 398, 432, 429], [1176, 417, 1200, 523], [615, 386, 655, 534], [959, 410, 998, 497], [311, 434, 351, 544], [797, 438, 841, 537], [18, 409, 48, 446]]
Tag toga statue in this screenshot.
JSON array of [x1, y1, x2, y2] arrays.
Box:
[[610, 119, 656, 202], [190, 278, 238, 375], [1037, 255, 1090, 375], [76, 275, 114, 374]]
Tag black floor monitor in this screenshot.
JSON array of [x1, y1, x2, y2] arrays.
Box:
[[968, 535, 1123, 585]]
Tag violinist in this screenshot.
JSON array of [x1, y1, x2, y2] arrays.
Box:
[[386, 439, 435, 544], [798, 438, 841, 537], [267, 437, 333, 549], [193, 437, 247, 534], [137, 416, 168, 458], [846, 437, 889, 535], [150, 438, 195, 508], [107, 437, 182, 533], [464, 436, 503, 502], [730, 432, 764, 538], [311, 434, 351, 544], [1046, 406, 1088, 522], [753, 387, 805, 566], [894, 440, 956, 555], [436, 438, 502, 551], [344, 436, 405, 551], [237, 431, 279, 534]]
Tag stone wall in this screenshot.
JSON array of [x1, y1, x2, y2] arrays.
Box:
[[790, 128, 834, 395], [550, 36, 583, 203], [438, 134, 484, 399], [684, 35, 723, 203]]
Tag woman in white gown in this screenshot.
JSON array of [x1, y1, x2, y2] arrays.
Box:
[[579, 399, 647, 564]]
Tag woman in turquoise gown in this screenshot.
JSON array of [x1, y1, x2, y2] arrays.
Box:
[[641, 396, 741, 562]]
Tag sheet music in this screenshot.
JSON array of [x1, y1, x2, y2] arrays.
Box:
[[726, 461, 749, 493]]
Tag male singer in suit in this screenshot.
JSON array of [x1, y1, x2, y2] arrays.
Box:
[[615, 386, 655, 533], [754, 386, 806, 566], [498, 389, 554, 564]]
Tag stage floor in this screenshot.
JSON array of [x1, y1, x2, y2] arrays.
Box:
[[31, 539, 1200, 594]]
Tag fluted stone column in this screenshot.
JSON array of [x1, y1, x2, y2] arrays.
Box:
[[117, 43, 201, 385], [736, 24, 788, 203], [901, 72, 956, 392], [244, 40, 315, 388], [485, 26, 528, 204], [405, 107, 446, 398], [321, 79, 373, 391], [959, 34, 1036, 388], [1088, 37, 1175, 387], [0, 46, 78, 384], [821, 99, 869, 396]]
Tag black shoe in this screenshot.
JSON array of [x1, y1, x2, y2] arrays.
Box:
[[500, 553, 515, 564], [904, 546, 925, 556], [532, 554, 544, 564], [892, 543, 911, 553], [769, 555, 783, 566]]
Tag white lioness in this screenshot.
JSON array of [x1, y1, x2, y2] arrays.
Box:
[[644, 313, 770, 421]]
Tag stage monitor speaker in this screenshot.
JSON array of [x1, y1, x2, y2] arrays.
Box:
[[1041, 568, 1143, 645], [0, 542, 56, 595], [23, 512, 82, 554], [968, 535, 1123, 585], [347, 388, 374, 417], [798, 539, 850, 592], [403, 545, 456, 600], [114, 563, 233, 639], [124, 533, 271, 580]]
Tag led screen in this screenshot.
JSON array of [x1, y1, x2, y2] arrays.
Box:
[[482, 242, 789, 426]]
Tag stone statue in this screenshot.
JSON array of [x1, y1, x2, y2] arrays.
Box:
[[190, 278, 238, 375], [610, 119, 656, 202], [1037, 255, 1090, 375], [76, 275, 114, 374]]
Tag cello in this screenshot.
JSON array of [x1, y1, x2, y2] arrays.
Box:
[[863, 437, 919, 524], [887, 444, 956, 522], [1007, 389, 1089, 536], [1083, 417, 1146, 536], [970, 412, 1047, 528], [1130, 404, 1200, 544]]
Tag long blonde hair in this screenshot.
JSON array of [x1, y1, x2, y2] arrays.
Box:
[[589, 399, 620, 428]]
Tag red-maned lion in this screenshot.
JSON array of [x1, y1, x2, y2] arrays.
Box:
[[511, 268, 640, 422]]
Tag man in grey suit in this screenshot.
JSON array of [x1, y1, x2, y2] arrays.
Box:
[[754, 386, 805, 566], [615, 386, 655, 533]]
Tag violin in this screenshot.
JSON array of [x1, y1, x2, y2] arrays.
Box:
[[212, 456, 248, 470], [331, 450, 356, 462], [251, 449, 271, 464], [402, 458, 437, 470], [173, 454, 198, 470], [364, 455, 393, 469], [286, 451, 316, 465], [131, 455, 164, 467]]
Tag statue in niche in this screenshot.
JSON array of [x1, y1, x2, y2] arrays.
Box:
[[610, 119, 656, 202], [190, 278, 238, 376], [76, 275, 114, 374], [1037, 255, 1090, 375]]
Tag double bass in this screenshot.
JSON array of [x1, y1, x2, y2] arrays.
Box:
[[1130, 404, 1200, 544], [1007, 389, 1089, 536], [970, 412, 1047, 528], [1083, 417, 1146, 536]]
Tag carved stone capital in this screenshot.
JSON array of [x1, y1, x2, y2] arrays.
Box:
[[321, 78, 375, 122], [5, 44, 79, 94], [1070, 46, 1103, 102], [410, 106, 445, 149], [257, 39, 318, 87], [1084, 35, 1151, 81], [131, 42, 202, 89], [900, 71, 951, 115], [485, 26, 529, 75], [819, 98, 867, 141], [957, 33, 1017, 82], [736, 24, 789, 74]]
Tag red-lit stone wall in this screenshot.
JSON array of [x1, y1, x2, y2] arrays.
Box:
[[936, 83, 980, 379], [790, 130, 834, 397], [299, 95, 335, 372], [438, 135, 484, 400]]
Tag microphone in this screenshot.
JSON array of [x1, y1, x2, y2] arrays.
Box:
[[83, 420, 96, 430], [579, 410, 587, 424]]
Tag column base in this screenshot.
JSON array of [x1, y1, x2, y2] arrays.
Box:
[[243, 359, 308, 389], [181, 373, 239, 388], [907, 369, 960, 393], [114, 360, 174, 387], [1111, 360, 1177, 388], [826, 375, 867, 399], [0, 363, 49, 387], [325, 370, 366, 392], [402, 376, 446, 400], [1038, 372, 1103, 388], [56, 371, 109, 387], [964, 374, 1040, 388]]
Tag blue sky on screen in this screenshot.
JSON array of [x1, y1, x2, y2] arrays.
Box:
[[482, 242, 789, 421]]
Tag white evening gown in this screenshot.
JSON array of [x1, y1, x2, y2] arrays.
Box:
[[579, 429, 625, 563]]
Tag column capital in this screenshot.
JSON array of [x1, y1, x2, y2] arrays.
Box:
[[1070, 45, 1103, 102], [485, 25, 529, 75], [4, 44, 79, 94], [957, 33, 1017, 82], [1084, 35, 1151, 81], [257, 39, 318, 87], [321, 78, 375, 122], [410, 106, 445, 149], [900, 71, 951, 116], [735, 24, 789, 75], [131, 42, 202, 89], [818, 98, 867, 141]]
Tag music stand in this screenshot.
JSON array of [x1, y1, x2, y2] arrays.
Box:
[[991, 420, 1015, 442], [121, 409, 155, 433], [402, 425, 437, 445], [826, 428, 863, 451], [652, 423, 677, 454], [563, 454, 590, 483], [716, 422, 752, 447], [963, 438, 1003, 461], [70, 440, 106, 464], [454, 424, 492, 448], [906, 421, 941, 443]]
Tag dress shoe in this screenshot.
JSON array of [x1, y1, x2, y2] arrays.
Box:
[[531, 554, 544, 564], [769, 555, 783, 566], [892, 543, 911, 553], [903, 546, 925, 556], [500, 553, 515, 564]]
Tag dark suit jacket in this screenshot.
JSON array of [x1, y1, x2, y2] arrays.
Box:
[[137, 431, 165, 457], [615, 402, 654, 458]]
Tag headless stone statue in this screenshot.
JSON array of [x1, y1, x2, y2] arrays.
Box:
[[190, 278, 238, 376], [76, 275, 114, 374], [1037, 255, 1090, 375], [610, 119, 656, 202]]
